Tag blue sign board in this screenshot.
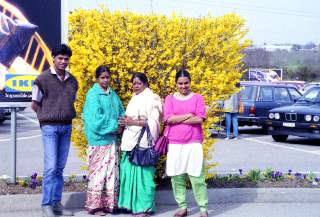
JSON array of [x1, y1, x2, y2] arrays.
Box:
[[5, 74, 36, 93]]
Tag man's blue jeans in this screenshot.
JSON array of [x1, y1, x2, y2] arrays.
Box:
[[41, 124, 72, 206], [225, 112, 238, 138]]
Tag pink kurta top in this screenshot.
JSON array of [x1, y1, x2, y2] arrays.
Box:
[[164, 93, 206, 144]]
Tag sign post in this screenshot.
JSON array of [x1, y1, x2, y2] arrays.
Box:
[[10, 107, 16, 184], [1, 0, 59, 184], [0, 102, 31, 184]]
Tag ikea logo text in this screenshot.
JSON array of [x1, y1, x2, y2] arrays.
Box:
[[5, 75, 37, 93]]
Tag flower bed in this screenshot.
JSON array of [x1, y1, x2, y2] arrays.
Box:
[[1, 168, 319, 195], [158, 168, 320, 189], [0, 173, 87, 195]]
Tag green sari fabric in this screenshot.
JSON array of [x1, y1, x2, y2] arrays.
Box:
[[118, 152, 156, 214]]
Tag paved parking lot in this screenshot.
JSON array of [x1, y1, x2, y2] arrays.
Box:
[[213, 127, 320, 175], [0, 108, 85, 178], [0, 108, 320, 178]]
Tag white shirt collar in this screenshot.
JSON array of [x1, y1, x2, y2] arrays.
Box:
[[50, 67, 70, 81]]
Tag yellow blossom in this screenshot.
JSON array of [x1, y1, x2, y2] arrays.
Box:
[[69, 8, 249, 180]]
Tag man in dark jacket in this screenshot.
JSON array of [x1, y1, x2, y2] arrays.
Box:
[[32, 44, 78, 217]]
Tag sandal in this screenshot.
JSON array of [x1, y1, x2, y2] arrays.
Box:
[[173, 208, 188, 217], [88, 209, 106, 216], [133, 214, 151, 217], [200, 211, 208, 217], [94, 211, 107, 216]]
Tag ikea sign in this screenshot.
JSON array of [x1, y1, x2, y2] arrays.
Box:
[[5, 74, 37, 93]]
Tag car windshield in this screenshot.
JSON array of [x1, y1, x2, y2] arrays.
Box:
[[240, 85, 258, 101], [298, 88, 320, 103], [304, 84, 320, 92]]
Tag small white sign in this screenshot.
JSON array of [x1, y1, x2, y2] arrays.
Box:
[[0, 102, 31, 108], [283, 122, 295, 127]]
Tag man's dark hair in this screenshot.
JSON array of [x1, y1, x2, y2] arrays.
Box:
[[51, 44, 72, 57]]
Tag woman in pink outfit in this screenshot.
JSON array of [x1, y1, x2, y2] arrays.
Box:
[[163, 69, 208, 217]]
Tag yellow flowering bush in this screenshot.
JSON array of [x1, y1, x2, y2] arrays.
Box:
[[68, 8, 249, 179]]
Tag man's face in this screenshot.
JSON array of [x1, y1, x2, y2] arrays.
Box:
[[53, 54, 70, 72]]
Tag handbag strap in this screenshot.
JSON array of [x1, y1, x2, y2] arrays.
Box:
[[145, 123, 154, 147], [163, 123, 171, 136], [136, 125, 146, 147], [136, 122, 154, 148]]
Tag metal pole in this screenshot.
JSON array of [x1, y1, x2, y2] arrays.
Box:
[[61, 0, 68, 43], [10, 107, 17, 184], [150, 0, 153, 14]]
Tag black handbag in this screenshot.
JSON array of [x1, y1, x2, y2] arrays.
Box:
[[128, 123, 159, 166]]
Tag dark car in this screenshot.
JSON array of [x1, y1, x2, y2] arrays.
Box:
[[0, 92, 7, 124], [301, 82, 320, 93], [267, 87, 320, 142], [238, 81, 302, 129], [0, 108, 5, 124], [0, 88, 29, 124]]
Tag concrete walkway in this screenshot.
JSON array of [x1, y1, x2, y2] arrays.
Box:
[[1, 188, 320, 217], [3, 203, 320, 217]]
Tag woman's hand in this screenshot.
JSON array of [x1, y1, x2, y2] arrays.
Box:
[[116, 126, 124, 134], [118, 117, 125, 127], [31, 101, 40, 113], [121, 116, 146, 126], [124, 116, 134, 126], [182, 116, 204, 124], [167, 113, 194, 124], [186, 113, 194, 119]]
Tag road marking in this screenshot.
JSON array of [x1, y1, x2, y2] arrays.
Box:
[[240, 135, 270, 140], [17, 113, 39, 124], [0, 134, 41, 142], [211, 171, 320, 175], [243, 137, 320, 156], [0, 114, 41, 142]]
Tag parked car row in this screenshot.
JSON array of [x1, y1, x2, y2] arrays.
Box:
[[301, 82, 320, 93], [267, 87, 320, 142], [238, 81, 302, 129], [237, 81, 320, 142]]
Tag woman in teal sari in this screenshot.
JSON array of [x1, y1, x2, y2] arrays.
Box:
[[83, 65, 125, 216]]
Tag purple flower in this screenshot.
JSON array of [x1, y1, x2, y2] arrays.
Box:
[[315, 178, 319, 182], [29, 173, 38, 188], [29, 180, 37, 189], [288, 170, 292, 175], [239, 169, 243, 175], [303, 174, 307, 179], [294, 172, 301, 177], [31, 173, 37, 180]]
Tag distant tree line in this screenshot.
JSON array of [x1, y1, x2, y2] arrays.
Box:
[[243, 45, 320, 81]]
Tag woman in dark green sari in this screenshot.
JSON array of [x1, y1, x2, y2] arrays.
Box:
[[118, 73, 162, 217]]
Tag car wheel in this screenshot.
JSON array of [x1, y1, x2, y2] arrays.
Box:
[[261, 125, 268, 133], [272, 135, 288, 142]]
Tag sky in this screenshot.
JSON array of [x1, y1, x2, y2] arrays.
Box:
[[66, 0, 320, 45]]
